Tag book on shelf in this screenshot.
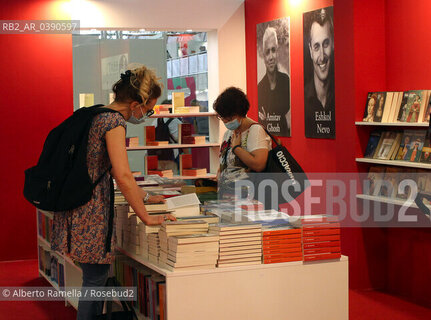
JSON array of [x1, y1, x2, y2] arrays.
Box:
[[365, 166, 386, 196], [364, 130, 382, 158], [373, 131, 399, 160], [363, 92, 384, 122], [143, 126, 156, 145], [126, 136, 139, 147], [396, 130, 427, 162], [147, 140, 169, 146], [148, 169, 174, 178], [422, 95, 431, 123], [182, 168, 207, 176], [174, 106, 201, 114], [178, 123, 193, 144], [179, 154, 192, 175], [388, 92, 403, 122], [419, 138, 431, 163], [144, 155, 158, 175], [172, 92, 185, 112], [379, 166, 400, 198], [396, 90, 429, 123], [381, 92, 394, 123], [181, 135, 206, 144]]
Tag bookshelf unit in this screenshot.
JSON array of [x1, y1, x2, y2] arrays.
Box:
[[36, 209, 82, 310], [356, 120, 430, 207], [129, 111, 222, 178]]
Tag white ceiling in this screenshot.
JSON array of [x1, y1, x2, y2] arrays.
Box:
[[72, 0, 245, 31]]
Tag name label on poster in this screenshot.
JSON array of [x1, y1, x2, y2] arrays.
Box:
[[314, 111, 332, 121]]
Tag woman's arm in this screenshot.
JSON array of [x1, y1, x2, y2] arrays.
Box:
[[232, 145, 268, 172], [106, 126, 175, 225], [230, 128, 269, 172]]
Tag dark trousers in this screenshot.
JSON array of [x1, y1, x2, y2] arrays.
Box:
[[77, 263, 111, 320]]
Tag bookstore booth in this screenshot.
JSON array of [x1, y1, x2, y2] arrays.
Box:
[[1, 0, 431, 319]]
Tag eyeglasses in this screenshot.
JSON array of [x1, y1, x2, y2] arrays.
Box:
[[216, 114, 234, 122]]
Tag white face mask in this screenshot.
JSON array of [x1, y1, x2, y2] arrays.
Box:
[[127, 106, 154, 124]]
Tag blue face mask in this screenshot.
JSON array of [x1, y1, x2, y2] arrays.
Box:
[[127, 106, 154, 124], [224, 118, 241, 130]]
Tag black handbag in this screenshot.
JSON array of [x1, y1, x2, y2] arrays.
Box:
[[93, 277, 137, 320], [250, 124, 309, 206]]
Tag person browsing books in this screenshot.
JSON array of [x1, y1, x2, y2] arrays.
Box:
[[51, 65, 176, 320], [215, 87, 271, 198]]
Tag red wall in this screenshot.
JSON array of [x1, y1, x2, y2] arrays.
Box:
[[0, 1, 73, 261], [245, 0, 431, 306]]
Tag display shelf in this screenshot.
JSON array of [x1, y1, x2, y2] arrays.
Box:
[[126, 143, 220, 151], [39, 269, 60, 291], [355, 121, 429, 127], [151, 112, 217, 118], [355, 158, 431, 169], [356, 193, 431, 210]]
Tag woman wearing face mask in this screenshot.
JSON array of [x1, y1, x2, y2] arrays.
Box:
[[214, 87, 271, 199], [51, 65, 175, 320]]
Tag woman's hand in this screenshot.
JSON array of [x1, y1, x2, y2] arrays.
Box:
[[144, 214, 176, 226], [231, 131, 241, 148], [147, 195, 165, 204]]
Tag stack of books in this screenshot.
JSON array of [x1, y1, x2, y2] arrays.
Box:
[[179, 154, 207, 177], [209, 223, 262, 268], [128, 214, 141, 255], [148, 233, 161, 264], [163, 234, 219, 271], [261, 223, 302, 264], [144, 155, 174, 177], [290, 215, 341, 262], [138, 223, 161, 260], [144, 126, 169, 146], [158, 220, 210, 270]]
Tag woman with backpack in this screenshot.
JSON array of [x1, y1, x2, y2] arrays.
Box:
[[51, 65, 176, 320]]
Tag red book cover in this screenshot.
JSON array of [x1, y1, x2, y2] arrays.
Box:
[[303, 229, 340, 237], [303, 252, 341, 262], [303, 240, 341, 249], [303, 235, 340, 243], [179, 154, 193, 174], [178, 123, 193, 144], [263, 256, 303, 264], [264, 252, 303, 259], [262, 238, 302, 245], [262, 242, 302, 250], [263, 247, 302, 255], [144, 126, 155, 144], [182, 135, 206, 144], [239, 203, 264, 211], [262, 233, 302, 240], [303, 247, 341, 255], [302, 222, 341, 231], [262, 229, 301, 237], [145, 155, 158, 171]]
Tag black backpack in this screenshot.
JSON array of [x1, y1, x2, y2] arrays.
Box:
[[23, 105, 122, 212], [148, 117, 178, 160]]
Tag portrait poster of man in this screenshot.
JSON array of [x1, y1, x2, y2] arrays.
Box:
[[257, 17, 291, 137], [303, 6, 335, 139]]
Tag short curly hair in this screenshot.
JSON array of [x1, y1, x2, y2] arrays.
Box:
[[213, 87, 249, 118]]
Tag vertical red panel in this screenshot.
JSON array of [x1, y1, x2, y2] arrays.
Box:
[[0, 1, 73, 261]]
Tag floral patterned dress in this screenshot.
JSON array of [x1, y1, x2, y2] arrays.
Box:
[[51, 112, 126, 264]]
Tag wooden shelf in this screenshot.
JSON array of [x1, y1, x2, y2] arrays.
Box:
[[356, 158, 431, 169], [150, 112, 217, 118], [127, 143, 220, 151], [355, 121, 429, 127]]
